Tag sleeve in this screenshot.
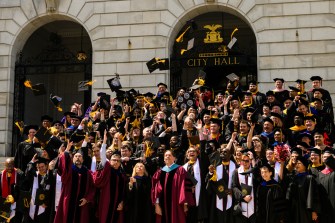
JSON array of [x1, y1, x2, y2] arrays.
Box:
[[151, 170, 162, 205], [92, 162, 110, 188], [58, 152, 72, 184], [100, 143, 107, 167]]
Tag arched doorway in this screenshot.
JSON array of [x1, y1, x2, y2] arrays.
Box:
[[13, 21, 92, 155], [170, 11, 257, 94]]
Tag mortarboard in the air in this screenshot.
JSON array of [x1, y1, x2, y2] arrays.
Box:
[[24, 80, 46, 96], [227, 28, 238, 50], [189, 70, 206, 90], [44, 137, 62, 159], [107, 73, 122, 92], [273, 78, 285, 83], [31, 83, 46, 96], [50, 94, 62, 112], [146, 58, 169, 73], [69, 129, 86, 143], [34, 126, 52, 145], [99, 94, 111, 110], [226, 73, 239, 82], [78, 80, 90, 91]]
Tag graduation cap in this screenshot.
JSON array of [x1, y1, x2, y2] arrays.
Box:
[[297, 132, 313, 142], [322, 147, 335, 155], [146, 58, 169, 73], [226, 73, 239, 82], [210, 118, 222, 128], [266, 90, 275, 97], [270, 112, 283, 121], [283, 97, 294, 102], [312, 97, 323, 103], [309, 147, 322, 156], [143, 92, 155, 98], [291, 147, 304, 156], [70, 114, 83, 122], [23, 125, 39, 135], [34, 188, 48, 206], [107, 73, 122, 92], [248, 80, 258, 85], [50, 94, 62, 112], [24, 80, 46, 96], [288, 86, 299, 92], [34, 126, 52, 144], [181, 38, 195, 55], [312, 88, 324, 94], [263, 117, 274, 126], [189, 70, 206, 90], [35, 156, 50, 164], [310, 76, 322, 81], [296, 79, 307, 85], [78, 80, 94, 91], [41, 115, 53, 123], [227, 28, 238, 50], [99, 94, 111, 110], [273, 78, 285, 83], [296, 155, 309, 168], [243, 91, 252, 97], [296, 141, 311, 149], [298, 97, 309, 106], [69, 129, 86, 143], [303, 115, 316, 122]]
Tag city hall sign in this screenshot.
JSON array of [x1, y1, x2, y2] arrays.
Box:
[[173, 24, 250, 68]]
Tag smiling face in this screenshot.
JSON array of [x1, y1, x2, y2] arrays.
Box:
[[164, 150, 176, 166], [260, 166, 273, 181], [186, 147, 198, 161]]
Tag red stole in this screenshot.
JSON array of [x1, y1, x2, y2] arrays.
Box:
[[1, 169, 16, 198], [321, 167, 333, 175]]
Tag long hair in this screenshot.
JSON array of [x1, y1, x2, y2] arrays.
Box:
[[131, 162, 148, 177]]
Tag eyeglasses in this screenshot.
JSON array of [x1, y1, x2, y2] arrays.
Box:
[[241, 159, 250, 163], [111, 159, 120, 162]]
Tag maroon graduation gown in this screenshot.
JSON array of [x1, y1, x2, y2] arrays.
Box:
[[151, 165, 188, 223], [54, 152, 95, 223], [93, 162, 127, 223]]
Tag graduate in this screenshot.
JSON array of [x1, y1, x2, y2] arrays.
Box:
[[125, 162, 153, 223], [317, 148, 335, 223], [54, 142, 95, 223], [286, 155, 320, 223], [93, 131, 127, 223], [255, 163, 286, 223], [151, 150, 189, 223], [23, 154, 53, 223]]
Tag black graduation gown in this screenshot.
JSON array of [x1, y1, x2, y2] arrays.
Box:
[[255, 180, 287, 223], [125, 176, 154, 223], [14, 140, 36, 171], [318, 170, 335, 223], [286, 173, 320, 223]]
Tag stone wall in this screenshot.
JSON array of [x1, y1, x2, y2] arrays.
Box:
[[0, 0, 334, 156]]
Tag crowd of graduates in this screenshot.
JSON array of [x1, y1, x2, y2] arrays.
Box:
[[1, 74, 335, 223]]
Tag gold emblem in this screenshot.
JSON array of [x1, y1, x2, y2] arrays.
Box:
[[39, 194, 45, 201], [218, 185, 224, 193], [242, 189, 248, 196], [204, 24, 223, 43]]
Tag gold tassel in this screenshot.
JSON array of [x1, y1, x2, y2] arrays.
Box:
[[56, 106, 63, 112], [24, 80, 33, 89], [176, 26, 191, 43], [84, 80, 96, 86], [230, 28, 238, 40], [15, 121, 24, 135], [181, 49, 187, 55], [210, 169, 217, 181]]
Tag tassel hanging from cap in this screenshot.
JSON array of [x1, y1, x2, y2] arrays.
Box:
[[15, 121, 24, 135], [210, 169, 217, 181]]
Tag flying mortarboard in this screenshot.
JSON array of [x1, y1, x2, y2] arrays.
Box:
[[78, 80, 96, 91], [69, 129, 86, 143], [50, 94, 63, 112], [227, 28, 238, 50], [146, 58, 169, 73], [24, 80, 46, 96], [107, 73, 122, 92], [99, 94, 111, 110], [189, 70, 206, 90], [34, 126, 52, 145]]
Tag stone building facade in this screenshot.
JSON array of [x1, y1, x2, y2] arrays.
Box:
[[0, 0, 334, 156]]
